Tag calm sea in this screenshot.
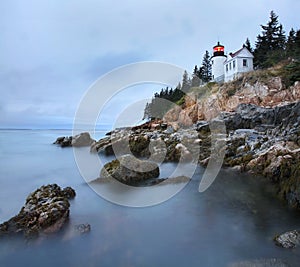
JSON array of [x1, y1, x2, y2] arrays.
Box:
[[0, 130, 299, 267]]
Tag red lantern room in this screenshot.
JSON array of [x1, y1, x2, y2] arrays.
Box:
[[213, 42, 225, 57]]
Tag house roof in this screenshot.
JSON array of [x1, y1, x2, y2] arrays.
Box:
[[230, 47, 244, 58], [224, 46, 254, 63]]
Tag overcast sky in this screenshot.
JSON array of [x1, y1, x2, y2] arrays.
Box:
[[0, 0, 299, 128]]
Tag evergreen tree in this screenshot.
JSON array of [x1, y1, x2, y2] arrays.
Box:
[[244, 38, 253, 53], [286, 28, 296, 57], [199, 50, 212, 82], [283, 29, 300, 86], [193, 65, 198, 76], [254, 11, 286, 68], [191, 65, 201, 87], [295, 30, 300, 59], [143, 103, 151, 120], [181, 70, 191, 92]]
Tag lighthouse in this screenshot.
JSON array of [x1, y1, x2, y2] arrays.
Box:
[[211, 42, 227, 83]]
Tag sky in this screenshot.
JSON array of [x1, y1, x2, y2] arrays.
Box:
[[0, 0, 299, 129]]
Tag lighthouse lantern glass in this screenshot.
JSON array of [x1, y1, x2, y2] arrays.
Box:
[[214, 46, 224, 53]]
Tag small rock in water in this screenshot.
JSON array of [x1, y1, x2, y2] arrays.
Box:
[[62, 186, 76, 199], [74, 224, 91, 234], [53, 136, 72, 147], [274, 230, 300, 248]]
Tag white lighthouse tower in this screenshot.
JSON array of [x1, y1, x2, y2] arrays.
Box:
[[211, 42, 227, 83]]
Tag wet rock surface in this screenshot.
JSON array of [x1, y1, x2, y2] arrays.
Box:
[[274, 230, 300, 248], [0, 184, 76, 238], [220, 102, 300, 209], [91, 120, 203, 163], [53, 136, 73, 147], [100, 154, 160, 186], [74, 223, 91, 235], [54, 132, 95, 147]]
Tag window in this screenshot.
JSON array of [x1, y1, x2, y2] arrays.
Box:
[[233, 60, 236, 69], [226, 64, 228, 72], [212, 60, 214, 65], [229, 62, 232, 70], [243, 59, 247, 67]]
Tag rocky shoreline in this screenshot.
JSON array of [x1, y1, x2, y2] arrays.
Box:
[[220, 101, 300, 209], [52, 78, 300, 211], [2, 75, 298, 248], [89, 100, 300, 210]]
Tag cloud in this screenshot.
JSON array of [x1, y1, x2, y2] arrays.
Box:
[[83, 50, 150, 80], [0, 0, 299, 128]]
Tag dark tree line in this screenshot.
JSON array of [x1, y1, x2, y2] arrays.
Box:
[[143, 84, 185, 119], [253, 10, 300, 68]]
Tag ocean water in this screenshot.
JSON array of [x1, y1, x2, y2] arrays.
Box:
[[0, 130, 300, 267]]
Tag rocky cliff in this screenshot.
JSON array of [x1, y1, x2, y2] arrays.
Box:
[[164, 75, 300, 127], [163, 69, 300, 209]]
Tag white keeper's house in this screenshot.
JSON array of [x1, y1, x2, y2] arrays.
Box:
[[211, 42, 254, 83]]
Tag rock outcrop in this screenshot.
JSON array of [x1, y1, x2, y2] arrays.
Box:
[[0, 184, 76, 238], [91, 121, 200, 163], [218, 102, 300, 209], [99, 154, 160, 185], [54, 132, 95, 147], [164, 79, 300, 126]]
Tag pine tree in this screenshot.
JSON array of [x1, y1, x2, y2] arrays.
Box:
[[181, 70, 191, 92], [286, 28, 296, 57], [199, 50, 212, 82], [143, 103, 151, 120], [191, 65, 201, 87], [295, 30, 300, 59], [193, 65, 198, 76], [254, 11, 286, 68], [244, 38, 253, 53]]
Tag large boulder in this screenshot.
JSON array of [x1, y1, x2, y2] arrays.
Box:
[[100, 154, 160, 185], [0, 184, 76, 238], [71, 132, 95, 147]]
